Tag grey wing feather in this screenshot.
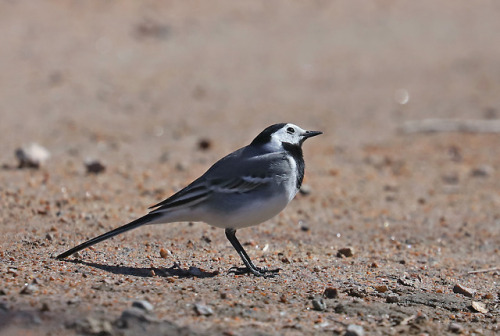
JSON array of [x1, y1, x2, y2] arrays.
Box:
[[148, 178, 211, 212], [149, 147, 288, 212]]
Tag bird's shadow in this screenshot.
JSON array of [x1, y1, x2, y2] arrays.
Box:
[[63, 259, 220, 278]]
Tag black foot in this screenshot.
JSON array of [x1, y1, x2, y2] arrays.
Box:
[[224, 228, 281, 278], [228, 266, 281, 278]]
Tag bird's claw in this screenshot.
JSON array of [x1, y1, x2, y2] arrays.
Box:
[[228, 266, 281, 278]]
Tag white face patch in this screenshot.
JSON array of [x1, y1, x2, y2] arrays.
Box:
[[265, 123, 306, 151]]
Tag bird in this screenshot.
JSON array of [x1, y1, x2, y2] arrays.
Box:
[[56, 123, 322, 277]]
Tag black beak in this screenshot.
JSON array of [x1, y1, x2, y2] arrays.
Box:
[[300, 130, 322, 144], [303, 130, 323, 139]]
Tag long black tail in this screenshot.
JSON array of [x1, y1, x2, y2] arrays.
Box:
[[56, 213, 161, 259]]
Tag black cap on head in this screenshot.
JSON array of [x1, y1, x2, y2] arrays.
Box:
[[250, 123, 287, 146]]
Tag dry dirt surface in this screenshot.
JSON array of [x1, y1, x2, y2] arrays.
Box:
[[1, 1, 499, 335]]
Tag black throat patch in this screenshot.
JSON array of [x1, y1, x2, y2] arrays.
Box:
[[282, 142, 305, 190]]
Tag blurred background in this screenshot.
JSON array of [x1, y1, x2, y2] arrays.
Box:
[[1, 1, 499, 166]]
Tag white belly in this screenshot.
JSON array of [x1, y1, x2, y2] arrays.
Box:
[[203, 191, 291, 229]]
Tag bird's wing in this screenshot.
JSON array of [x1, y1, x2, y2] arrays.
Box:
[[149, 149, 287, 213], [205, 174, 275, 193], [148, 178, 212, 212]]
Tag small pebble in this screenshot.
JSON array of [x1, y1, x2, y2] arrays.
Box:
[[314, 321, 330, 329], [323, 287, 339, 299], [198, 138, 212, 151], [194, 303, 213, 316], [8, 268, 18, 276], [15, 143, 50, 168], [67, 298, 81, 305], [77, 317, 113, 335], [345, 324, 364, 336], [119, 307, 150, 323], [132, 300, 154, 312], [347, 287, 365, 298], [337, 247, 354, 258], [453, 284, 475, 297], [386, 294, 399, 303], [482, 293, 494, 300], [20, 283, 37, 295], [415, 313, 428, 324], [470, 165, 493, 177], [159, 248, 170, 259], [470, 301, 488, 314], [299, 184, 312, 195], [398, 276, 417, 287], [374, 285, 388, 293], [40, 302, 50, 312], [92, 280, 113, 291], [299, 221, 310, 232], [85, 159, 106, 174], [312, 297, 327, 311], [448, 322, 463, 334], [281, 256, 291, 263]]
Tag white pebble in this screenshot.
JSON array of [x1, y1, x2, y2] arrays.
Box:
[[15, 143, 50, 168]]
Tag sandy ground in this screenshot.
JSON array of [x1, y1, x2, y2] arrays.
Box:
[[1, 1, 499, 335]]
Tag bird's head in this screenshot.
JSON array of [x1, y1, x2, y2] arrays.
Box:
[[251, 123, 322, 150]]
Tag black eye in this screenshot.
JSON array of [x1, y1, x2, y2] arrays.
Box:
[[286, 127, 295, 134]]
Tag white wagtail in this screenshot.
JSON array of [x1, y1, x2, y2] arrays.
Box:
[[57, 123, 322, 277]]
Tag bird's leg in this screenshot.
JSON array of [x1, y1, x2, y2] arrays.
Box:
[[225, 228, 280, 277]]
